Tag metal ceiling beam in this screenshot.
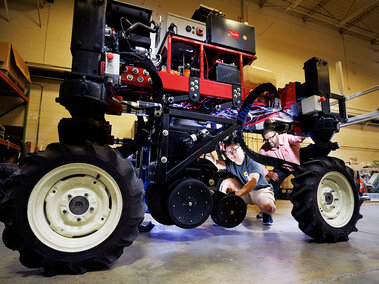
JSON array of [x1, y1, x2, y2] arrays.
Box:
[[286, 0, 304, 11], [259, 0, 304, 36], [342, 0, 356, 21], [339, 0, 378, 26], [348, 5, 379, 26], [303, 0, 331, 22], [259, 0, 268, 8], [287, 6, 379, 42]]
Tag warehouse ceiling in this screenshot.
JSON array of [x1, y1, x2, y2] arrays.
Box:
[[248, 0, 379, 44]]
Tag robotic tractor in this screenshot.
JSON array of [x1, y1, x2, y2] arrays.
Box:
[[0, 0, 362, 275]]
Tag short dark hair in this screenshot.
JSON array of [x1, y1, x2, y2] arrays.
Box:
[[223, 136, 239, 148], [262, 129, 276, 138]]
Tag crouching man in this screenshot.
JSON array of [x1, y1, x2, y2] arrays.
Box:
[[206, 137, 275, 225]]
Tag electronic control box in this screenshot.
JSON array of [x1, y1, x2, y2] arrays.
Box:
[[206, 14, 255, 54], [156, 13, 206, 51]]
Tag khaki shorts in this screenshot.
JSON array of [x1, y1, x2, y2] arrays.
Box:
[[242, 186, 275, 205], [219, 178, 275, 205]]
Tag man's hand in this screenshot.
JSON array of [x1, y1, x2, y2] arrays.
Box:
[[205, 153, 215, 163], [226, 187, 236, 194], [205, 153, 226, 170], [270, 172, 279, 181]]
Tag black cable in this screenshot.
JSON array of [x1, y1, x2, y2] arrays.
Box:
[[236, 83, 300, 172]]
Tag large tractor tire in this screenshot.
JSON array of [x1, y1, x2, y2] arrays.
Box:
[[290, 156, 362, 242], [0, 164, 19, 199], [0, 142, 145, 275]]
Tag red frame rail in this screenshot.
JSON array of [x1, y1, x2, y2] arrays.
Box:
[[0, 138, 21, 151], [160, 34, 257, 101]]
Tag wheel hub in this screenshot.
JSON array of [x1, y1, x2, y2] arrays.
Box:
[[45, 176, 112, 238], [317, 171, 354, 228], [324, 192, 334, 205], [69, 196, 89, 215], [27, 163, 123, 252]]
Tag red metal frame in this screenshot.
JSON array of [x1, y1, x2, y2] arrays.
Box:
[[159, 34, 257, 101], [120, 66, 153, 88], [114, 34, 295, 112], [159, 71, 253, 101], [279, 82, 297, 108]]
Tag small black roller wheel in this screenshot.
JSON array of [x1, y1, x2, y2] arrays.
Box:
[[0, 142, 145, 275], [211, 192, 247, 228], [290, 156, 363, 242], [167, 178, 212, 229], [145, 182, 174, 226]]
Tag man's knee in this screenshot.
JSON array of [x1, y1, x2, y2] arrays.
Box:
[[261, 199, 276, 214], [219, 178, 240, 193]]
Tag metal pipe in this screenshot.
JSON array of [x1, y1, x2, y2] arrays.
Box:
[[3, 0, 9, 22], [167, 35, 172, 73], [36, 0, 41, 28], [239, 53, 244, 88], [23, 88, 30, 140], [31, 83, 44, 151], [341, 110, 379, 127], [345, 85, 379, 101], [335, 61, 345, 96], [200, 44, 204, 79], [241, 0, 245, 22], [330, 85, 379, 107]]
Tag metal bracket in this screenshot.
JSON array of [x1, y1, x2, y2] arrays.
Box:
[[232, 84, 242, 107], [188, 77, 200, 102], [215, 102, 233, 110], [167, 94, 190, 104]]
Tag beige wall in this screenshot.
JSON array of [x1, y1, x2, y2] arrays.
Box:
[[25, 80, 68, 150], [0, 0, 73, 68], [24, 78, 136, 151], [0, 0, 377, 164]]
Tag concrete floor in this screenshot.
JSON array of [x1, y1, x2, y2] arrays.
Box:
[[0, 200, 378, 284]]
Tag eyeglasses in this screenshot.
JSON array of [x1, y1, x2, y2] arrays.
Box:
[[263, 132, 276, 143], [225, 146, 240, 155]]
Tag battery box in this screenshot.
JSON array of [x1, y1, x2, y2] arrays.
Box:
[[215, 63, 240, 85]]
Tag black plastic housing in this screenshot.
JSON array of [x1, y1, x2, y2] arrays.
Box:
[[206, 14, 255, 54]]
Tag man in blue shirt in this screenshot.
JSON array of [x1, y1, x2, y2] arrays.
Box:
[[206, 138, 275, 225]]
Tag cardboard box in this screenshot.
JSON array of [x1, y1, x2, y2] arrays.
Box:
[[0, 42, 31, 91]]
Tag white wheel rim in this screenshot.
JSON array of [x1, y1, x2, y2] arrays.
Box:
[[317, 171, 354, 228], [27, 163, 123, 252]]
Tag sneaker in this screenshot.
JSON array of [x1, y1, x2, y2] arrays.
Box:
[[262, 213, 273, 226], [256, 211, 263, 219]]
